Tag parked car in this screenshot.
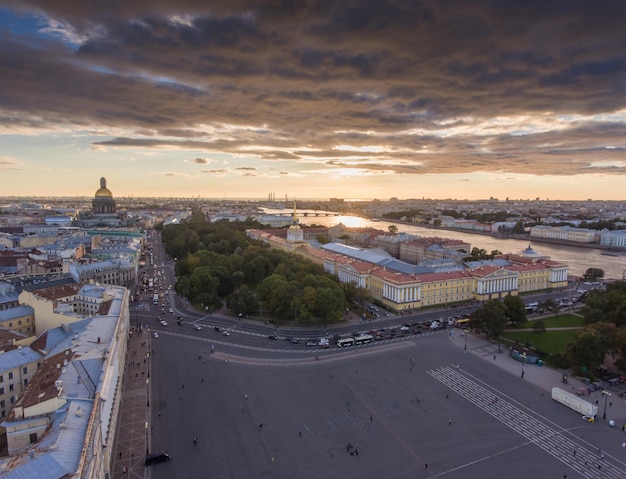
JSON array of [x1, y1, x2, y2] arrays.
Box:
[[306, 340, 318, 347], [268, 334, 279, 340], [222, 330, 231, 336], [153, 332, 159, 338], [193, 324, 202, 331]]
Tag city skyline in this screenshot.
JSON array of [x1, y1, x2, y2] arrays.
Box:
[[1, 1, 626, 200]]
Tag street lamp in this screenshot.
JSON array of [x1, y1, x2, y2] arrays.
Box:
[[145, 421, 149, 455], [603, 390, 611, 419], [463, 329, 468, 353], [521, 353, 526, 379]]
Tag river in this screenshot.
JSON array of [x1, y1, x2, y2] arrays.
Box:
[[263, 209, 626, 280]]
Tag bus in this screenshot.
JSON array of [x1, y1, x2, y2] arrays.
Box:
[[455, 318, 470, 328], [153, 293, 159, 305], [354, 334, 374, 345], [337, 338, 355, 348]]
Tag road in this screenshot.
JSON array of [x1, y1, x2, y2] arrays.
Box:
[[134, 230, 626, 479], [147, 331, 626, 479]]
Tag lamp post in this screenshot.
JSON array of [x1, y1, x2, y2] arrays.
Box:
[[603, 390, 609, 419], [521, 353, 526, 379], [463, 329, 468, 352], [145, 421, 149, 455]]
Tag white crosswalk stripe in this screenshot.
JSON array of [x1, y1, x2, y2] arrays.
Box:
[[428, 366, 623, 479]]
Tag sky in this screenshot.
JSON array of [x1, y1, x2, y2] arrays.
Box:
[[1, 1, 626, 201]]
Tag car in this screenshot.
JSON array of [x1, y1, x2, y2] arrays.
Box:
[[160, 321, 168, 326], [193, 324, 202, 331], [268, 334, 279, 340], [145, 451, 171, 466], [214, 326, 222, 332], [290, 338, 300, 344], [222, 330, 231, 336], [169, 308, 173, 313], [582, 415, 595, 423], [306, 340, 318, 347], [319, 338, 330, 348], [153, 332, 159, 338]]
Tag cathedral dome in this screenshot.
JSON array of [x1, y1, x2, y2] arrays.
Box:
[[94, 177, 113, 198], [95, 187, 113, 197]]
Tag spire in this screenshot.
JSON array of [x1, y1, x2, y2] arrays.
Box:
[[292, 198, 297, 223]]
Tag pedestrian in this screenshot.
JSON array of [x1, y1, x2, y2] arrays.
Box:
[[193, 437, 197, 445], [182, 383, 184, 389], [573, 449, 576, 457], [449, 419, 452, 426], [610, 401, 613, 407], [299, 431, 302, 437], [370, 414, 373, 421], [123, 465, 128, 473], [424, 463, 428, 470], [493, 355, 496, 360], [119, 451, 122, 459]]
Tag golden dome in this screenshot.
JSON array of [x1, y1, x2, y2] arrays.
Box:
[[95, 177, 113, 198], [95, 187, 113, 197]]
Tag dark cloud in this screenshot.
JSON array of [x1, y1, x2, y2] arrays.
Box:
[[192, 157, 209, 164], [1, 0, 626, 178]]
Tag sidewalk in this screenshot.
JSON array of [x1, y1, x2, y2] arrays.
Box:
[[452, 329, 626, 423], [111, 327, 151, 479]]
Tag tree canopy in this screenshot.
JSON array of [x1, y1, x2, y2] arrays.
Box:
[[161, 209, 349, 324]]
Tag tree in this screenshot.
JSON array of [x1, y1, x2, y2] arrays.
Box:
[[584, 268, 605, 281], [565, 327, 611, 370], [540, 298, 558, 317], [503, 295, 527, 325], [470, 300, 507, 339], [532, 319, 546, 334], [388, 225, 398, 234]]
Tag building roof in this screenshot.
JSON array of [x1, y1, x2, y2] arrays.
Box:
[[0, 347, 42, 371]]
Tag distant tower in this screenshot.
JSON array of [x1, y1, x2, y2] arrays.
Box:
[[92, 177, 116, 215], [287, 198, 304, 243]]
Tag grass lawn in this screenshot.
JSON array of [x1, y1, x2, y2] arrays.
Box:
[[500, 329, 579, 354], [509, 314, 584, 329]]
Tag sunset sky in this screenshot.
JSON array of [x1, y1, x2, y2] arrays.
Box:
[[1, 1, 625, 200]]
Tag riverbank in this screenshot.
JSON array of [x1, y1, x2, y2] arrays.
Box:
[[380, 218, 625, 253]]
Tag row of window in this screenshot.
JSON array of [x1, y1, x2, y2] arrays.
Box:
[[1, 317, 32, 328]]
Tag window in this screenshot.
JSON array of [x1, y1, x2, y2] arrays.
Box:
[[8, 372, 13, 380], [22, 366, 27, 374], [23, 379, 28, 387], [0, 375, 3, 383], [29, 433, 37, 444], [0, 387, 3, 395], [9, 384, 14, 392]]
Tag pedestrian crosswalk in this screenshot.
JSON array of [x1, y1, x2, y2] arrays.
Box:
[[428, 366, 623, 479]]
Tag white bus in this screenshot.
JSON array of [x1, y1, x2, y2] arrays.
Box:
[[337, 337, 355, 348], [354, 334, 374, 345]]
